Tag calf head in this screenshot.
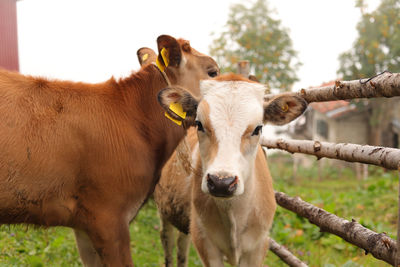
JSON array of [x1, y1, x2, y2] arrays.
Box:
[[158, 74, 307, 198], [138, 35, 220, 96]]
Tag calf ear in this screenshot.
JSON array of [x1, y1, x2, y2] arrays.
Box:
[[263, 95, 307, 125], [248, 75, 259, 82], [137, 47, 157, 66], [156, 35, 182, 70], [157, 86, 199, 126]]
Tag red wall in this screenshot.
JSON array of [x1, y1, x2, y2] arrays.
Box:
[[0, 0, 19, 72]]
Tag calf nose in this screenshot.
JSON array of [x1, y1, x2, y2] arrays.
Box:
[[206, 174, 238, 197]]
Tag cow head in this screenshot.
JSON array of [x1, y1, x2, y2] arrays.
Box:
[[137, 35, 219, 97], [158, 74, 307, 198]]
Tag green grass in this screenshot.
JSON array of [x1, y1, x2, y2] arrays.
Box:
[[0, 226, 80, 266], [0, 153, 397, 266], [267, 153, 397, 267]]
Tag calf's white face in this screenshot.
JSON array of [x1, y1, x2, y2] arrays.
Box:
[[195, 80, 266, 197], [157, 74, 307, 198]]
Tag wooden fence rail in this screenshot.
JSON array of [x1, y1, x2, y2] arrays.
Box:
[[269, 238, 309, 267], [261, 137, 400, 170], [264, 71, 400, 103], [249, 69, 400, 265], [275, 191, 398, 265]]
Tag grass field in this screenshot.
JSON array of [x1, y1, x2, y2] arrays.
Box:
[[0, 153, 397, 266]]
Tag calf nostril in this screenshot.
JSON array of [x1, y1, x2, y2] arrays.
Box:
[[207, 176, 216, 191], [229, 176, 239, 189], [227, 176, 238, 194]]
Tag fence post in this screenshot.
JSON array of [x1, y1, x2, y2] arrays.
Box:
[[237, 60, 250, 77], [397, 163, 400, 266]]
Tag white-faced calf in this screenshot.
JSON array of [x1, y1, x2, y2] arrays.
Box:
[[155, 73, 307, 266]]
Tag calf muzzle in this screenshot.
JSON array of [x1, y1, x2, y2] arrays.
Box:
[[206, 173, 238, 197]]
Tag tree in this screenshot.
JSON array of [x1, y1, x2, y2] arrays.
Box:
[[209, 0, 300, 91], [337, 0, 400, 146], [338, 0, 400, 79]]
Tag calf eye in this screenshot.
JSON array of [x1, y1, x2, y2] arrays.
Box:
[[208, 70, 218, 77], [251, 125, 263, 136], [195, 120, 205, 132]]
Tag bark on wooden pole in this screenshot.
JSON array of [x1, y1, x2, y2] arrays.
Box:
[[275, 191, 397, 265], [269, 238, 309, 267], [397, 165, 400, 266], [264, 71, 400, 103], [261, 137, 400, 170], [237, 60, 250, 77]]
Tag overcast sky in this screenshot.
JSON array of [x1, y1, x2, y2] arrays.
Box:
[[17, 0, 380, 90]]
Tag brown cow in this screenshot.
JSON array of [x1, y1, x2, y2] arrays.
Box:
[[155, 74, 307, 266], [0, 35, 219, 266]]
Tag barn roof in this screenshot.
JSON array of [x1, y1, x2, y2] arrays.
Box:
[[308, 81, 357, 118]]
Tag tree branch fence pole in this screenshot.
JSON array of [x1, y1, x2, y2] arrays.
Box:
[[264, 72, 400, 103], [397, 164, 400, 266], [261, 137, 400, 171], [275, 191, 397, 265], [237, 60, 250, 77], [269, 238, 309, 267], [260, 72, 400, 265]]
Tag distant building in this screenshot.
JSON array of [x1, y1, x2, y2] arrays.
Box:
[[0, 0, 19, 71], [289, 80, 400, 148], [309, 99, 368, 145], [287, 80, 400, 177], [386, 101, 400, 149]]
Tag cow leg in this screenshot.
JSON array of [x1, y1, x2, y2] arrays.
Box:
[[176, 231, 190, 267], [84, 216, 133, 267], [74, 229, 102, 267], [160, 218, 175, 267]]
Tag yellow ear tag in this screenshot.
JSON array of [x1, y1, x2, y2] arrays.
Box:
[[156, 57, 165, 72], [161, 48, 169, 67], [165, 112, 182, 126], [164, 103, 186, 126], [169, 102, 186, 119], [142, 53, 149, 62], [282, 103, 289, 112]]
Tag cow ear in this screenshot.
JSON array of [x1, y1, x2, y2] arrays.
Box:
[[137, 47, 157, 66], [263, 95, 307, 125], [156, 35, 182, 70], [157, 86, 199, 126]]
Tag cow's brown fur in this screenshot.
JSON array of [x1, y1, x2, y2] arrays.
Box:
[[0, 35, 219, 266], [154, 128, 198, 235]]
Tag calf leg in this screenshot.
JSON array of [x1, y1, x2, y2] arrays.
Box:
[[176, 231, 190, 267], [191, 224, 224, 267], [239, 241, 269, 267], [160, 218, 175, 267]]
